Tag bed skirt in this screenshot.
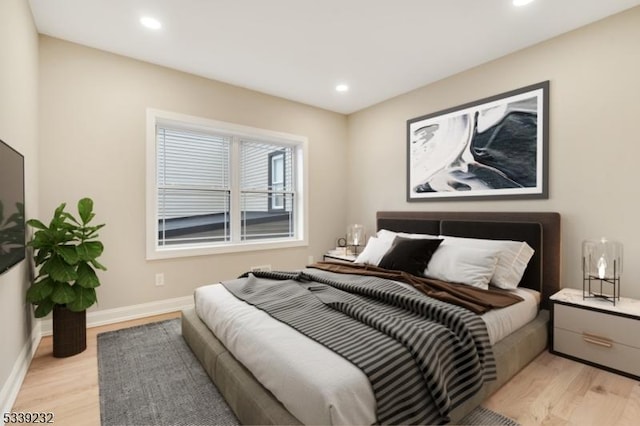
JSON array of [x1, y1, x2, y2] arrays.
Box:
[[181, 307, 549, 425]]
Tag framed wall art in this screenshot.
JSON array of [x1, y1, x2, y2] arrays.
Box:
[[407, 81, 549, 201]]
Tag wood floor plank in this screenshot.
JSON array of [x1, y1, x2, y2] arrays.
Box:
[[484, 352, 563, 424], [486, 352, 640, 426], [569, 387, 628, 426], [619, 381, 640, 425], [11, 312, 640, 426], [526, 354, 584, 424]]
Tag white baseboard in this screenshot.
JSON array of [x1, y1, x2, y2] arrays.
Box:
[[39, 295, 195, 335], [1, 296, 194, 415], [0, 322, 42, 416]]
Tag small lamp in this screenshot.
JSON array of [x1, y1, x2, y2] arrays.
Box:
[[582, 238, 623, 305], [347, 224, 365, 256]]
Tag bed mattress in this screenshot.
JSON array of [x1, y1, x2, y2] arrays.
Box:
[[194, 280, 539, 425]]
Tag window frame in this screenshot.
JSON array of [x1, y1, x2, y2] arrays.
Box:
[[146, 108, 308, 260]]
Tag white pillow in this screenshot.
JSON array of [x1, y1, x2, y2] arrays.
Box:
[[354, 236, 393, 265], [440, 236, 534, 289], [425, 244, 499, 290], [377, 229, 439, 242]]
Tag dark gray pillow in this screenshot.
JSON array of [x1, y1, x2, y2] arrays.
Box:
[[379, 237, 443, 277]]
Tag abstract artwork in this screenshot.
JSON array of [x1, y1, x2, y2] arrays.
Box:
[[407, 81, 549, 201]]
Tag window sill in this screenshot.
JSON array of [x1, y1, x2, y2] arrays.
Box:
[[146, 238, 308, 260]]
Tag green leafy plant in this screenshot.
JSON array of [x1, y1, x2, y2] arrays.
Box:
[[26, 198, 106, 318]]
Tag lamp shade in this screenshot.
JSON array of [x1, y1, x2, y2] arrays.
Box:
[[582, 238, 623, 280], [347, 224, 365, 247]]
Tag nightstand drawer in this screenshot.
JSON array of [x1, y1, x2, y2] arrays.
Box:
[[554, 303, 640, 348], [554, 328, 640, 377]]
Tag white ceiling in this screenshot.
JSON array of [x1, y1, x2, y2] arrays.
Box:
[[28, 0, 640, 114]]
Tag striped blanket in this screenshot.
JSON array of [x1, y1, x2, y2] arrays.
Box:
[[222, 268, 496, 425]]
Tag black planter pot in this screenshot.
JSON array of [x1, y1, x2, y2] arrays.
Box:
[[52, 305, 87, 358]]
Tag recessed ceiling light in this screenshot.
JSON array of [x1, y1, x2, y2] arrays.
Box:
[[513, 0, 535, 6], [140, 16, 162, 30], [335, 84, 349, 93]]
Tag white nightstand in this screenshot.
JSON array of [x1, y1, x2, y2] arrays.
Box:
[[550, 288, 640, 380], [322, 251, 357, 263]]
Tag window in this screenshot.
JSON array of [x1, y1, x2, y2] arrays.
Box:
[[268, 150, 285, 211], [147, 109, 307, 259]]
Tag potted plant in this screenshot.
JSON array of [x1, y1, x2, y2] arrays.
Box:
[[26, 197, 106, 357]]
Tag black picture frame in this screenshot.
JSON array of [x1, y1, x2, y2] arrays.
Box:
[[407, 81, 549, 201]]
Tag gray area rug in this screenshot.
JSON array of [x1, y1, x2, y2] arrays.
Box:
[[98, 319, 238, 426], [459, 406, 519, 425], [98, 318, 519, 426]]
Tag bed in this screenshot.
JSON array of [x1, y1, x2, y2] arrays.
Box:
[[182, 211, 561, 424]]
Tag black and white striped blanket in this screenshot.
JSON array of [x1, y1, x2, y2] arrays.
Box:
[[222, 268, 496, 425]]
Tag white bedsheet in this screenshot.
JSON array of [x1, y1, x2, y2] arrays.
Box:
[[194, 282, 539, 425], [483, 287, 539, 344]]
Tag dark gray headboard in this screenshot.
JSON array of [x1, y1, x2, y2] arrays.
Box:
[[376, 211, 561, 309]]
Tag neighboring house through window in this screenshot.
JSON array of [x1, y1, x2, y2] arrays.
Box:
[[268, 150, 286, 211], [146, 109, 308, 259]]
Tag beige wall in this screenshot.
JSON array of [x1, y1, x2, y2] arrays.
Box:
[[347, 7, 640, 298], [0, 0, 39, 410], [38, 36, 349, 310]]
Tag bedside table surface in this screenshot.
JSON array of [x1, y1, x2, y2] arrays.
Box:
[[551, 288, 640, 318], [323, 252, 357, 262]]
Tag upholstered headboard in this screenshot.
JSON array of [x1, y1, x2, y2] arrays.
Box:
[[376, 211, 561, 309]]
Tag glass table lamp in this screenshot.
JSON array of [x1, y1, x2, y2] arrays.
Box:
[[582, 238, 623, 305], [347, 224, 365, 256]]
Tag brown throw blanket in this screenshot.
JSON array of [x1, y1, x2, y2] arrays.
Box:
[[309, 261, 523, 314]]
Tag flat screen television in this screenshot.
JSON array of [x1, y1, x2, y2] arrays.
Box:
[[0, 138, 26, 275]]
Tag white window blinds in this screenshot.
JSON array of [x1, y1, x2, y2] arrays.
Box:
[[156, 126, 231, 246], [153, 119, 301, 252]]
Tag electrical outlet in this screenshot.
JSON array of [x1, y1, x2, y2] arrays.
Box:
[[250, 264, 272, 272], [308, 255, 314, 264], [155, 273, 165, 286]]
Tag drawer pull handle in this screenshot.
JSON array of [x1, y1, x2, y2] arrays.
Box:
[[582, 333, 613, 348]]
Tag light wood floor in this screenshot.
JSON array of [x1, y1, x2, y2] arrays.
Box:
[[484, 350, 640, 425], [11, 313, 640, 426]]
